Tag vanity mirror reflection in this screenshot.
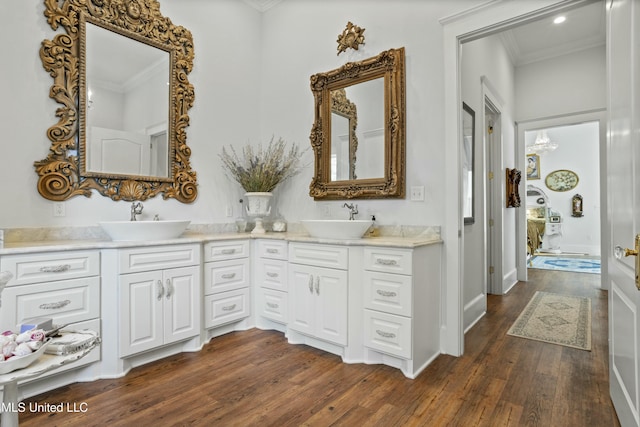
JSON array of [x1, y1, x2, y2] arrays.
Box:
[[35, 0, 197, 202], [309, 47, 405, 199]]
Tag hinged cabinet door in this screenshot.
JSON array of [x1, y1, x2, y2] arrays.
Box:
[[120, 271, 164, 356], [163, 266, 201, 345], [315, 267, 348, 345], [288, 265, 316, 336]]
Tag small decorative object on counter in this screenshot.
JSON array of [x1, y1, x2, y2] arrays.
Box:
[[235, 218, 247, 233], [272, 218, 287, 232], [0, 329, 50, 374]]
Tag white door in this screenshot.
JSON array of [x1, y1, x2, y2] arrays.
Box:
[[608, 0, 640, 425], [90, 126, 151, 175]]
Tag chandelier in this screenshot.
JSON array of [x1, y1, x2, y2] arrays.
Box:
[[527, 130, 558, 154]]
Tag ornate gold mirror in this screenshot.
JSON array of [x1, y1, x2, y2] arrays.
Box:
[[309, 47, 405, 200], [36, 0, 197, 202]]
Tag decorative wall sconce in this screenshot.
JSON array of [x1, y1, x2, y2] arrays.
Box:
[[337, 22, 365, 55], [572, 193, 584, 217], [506, 168, 522, 208]]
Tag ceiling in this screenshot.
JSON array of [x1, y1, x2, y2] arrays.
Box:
[[499, 1, 606, 66]]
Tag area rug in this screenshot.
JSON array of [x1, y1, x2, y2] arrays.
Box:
[[507, 291, 591, 350], [529, 256, 600, 274]]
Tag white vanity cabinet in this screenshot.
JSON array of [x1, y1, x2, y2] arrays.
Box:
[[117, 244, 201, 357], [255, 239, 288, 326], [362, 244, 441, 378], [0, 250, 101, 388], [288, 243, 348, 346], [203, 240, 251, 329]]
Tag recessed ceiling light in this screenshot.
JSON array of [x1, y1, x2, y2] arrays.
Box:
[[553, 16, 566, 24]]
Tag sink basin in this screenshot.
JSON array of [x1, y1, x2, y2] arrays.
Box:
[[99, 220, 190, 241], [300, 220, 372, 240]]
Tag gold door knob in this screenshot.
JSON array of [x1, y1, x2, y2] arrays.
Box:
[[618, 235, 640, 290]]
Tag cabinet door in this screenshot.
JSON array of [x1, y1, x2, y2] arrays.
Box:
[[120, 271, 164, 357], [163, 266, 200, 345], [288, 266, 315, 336], [315, 267, 348, 346]]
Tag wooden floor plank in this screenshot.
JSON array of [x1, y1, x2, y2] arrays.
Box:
[[18, 268, 620, 426]]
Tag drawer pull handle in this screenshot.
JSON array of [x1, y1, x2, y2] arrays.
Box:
[[266, 272, 279, 278], [220, 249, 236, 255], [165, 279, 173, 299], [308, 275, 314, 293], [221, 273, 237, 279], [40, 264, 71, 273], [266, 302, 279, 309], [376, 290, 397, 297], [376, 330, 396, 339], [315, 276, 320, 295], [39, 299, 71, 310], [375, 258, 397, 266], [266, 248, 279, 254], [222, 304, 237, 311], [157, 280, 164, 300]]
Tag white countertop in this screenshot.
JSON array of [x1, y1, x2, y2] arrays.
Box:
[[0, 229, 442, 255]]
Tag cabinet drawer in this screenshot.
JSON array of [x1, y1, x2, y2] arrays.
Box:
[[119, 244, 200, 273], [364, 309, 412, 359], [1, 250, 99, 286], [289, 243, 348, 270], [364, 247, 412, 275], [256, 239, 288, 260], [257, 288, 288, 324], [204, 258, 250, 295], [204, 288, 250, 329], [0, 277, 100, 328], [204, 240, 249, 262], [364, 271, 413, 317], [255, 259, 287, 292]]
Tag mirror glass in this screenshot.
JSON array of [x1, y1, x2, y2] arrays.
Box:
[[83, 22, 170, 179], [310, 48, 405, 200], [462, 102, 475, 224], [36, 0, 197, 203], [329, 78, 384, 181]]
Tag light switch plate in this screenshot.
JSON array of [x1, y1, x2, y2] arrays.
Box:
[[410, 186, 425, 201]]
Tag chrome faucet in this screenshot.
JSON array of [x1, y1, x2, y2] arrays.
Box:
[[343, 203, 358, 220], [130, 202, 144, 221]]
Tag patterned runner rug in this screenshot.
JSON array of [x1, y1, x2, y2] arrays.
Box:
[[529, 256, 600, 274], [507, 291, 591, 350]]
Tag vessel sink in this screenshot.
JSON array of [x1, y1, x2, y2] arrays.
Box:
[[300, 220, 372, 240], [99, 220, 191, 241]]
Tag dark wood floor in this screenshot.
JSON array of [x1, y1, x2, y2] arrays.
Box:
[[19, 268, 619, 426]]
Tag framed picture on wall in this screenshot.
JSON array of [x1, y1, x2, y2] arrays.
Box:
[[526, 154, 540, 180]]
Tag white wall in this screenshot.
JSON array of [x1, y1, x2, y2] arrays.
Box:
[[515, 46, 606, 121], [0, 0, 485, 230], [461, 34, 517, 329], [0, 0, 263, 227]]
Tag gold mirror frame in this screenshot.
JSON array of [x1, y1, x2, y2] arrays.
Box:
[[309, 47, 405, 200], [35, 0, 197, 202]]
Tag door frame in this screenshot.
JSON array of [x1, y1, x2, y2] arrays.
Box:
[[514, 110, 608, 286], [441, 0, 598, 356]]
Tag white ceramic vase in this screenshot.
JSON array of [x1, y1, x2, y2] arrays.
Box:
[[244, 192, 272, 234]]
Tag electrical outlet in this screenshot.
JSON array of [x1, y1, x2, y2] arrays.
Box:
[[322, 204, 331, 217], [225, 205, 233, 217], [53, 202, 66, 217], [410, 186, 425, 201]]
